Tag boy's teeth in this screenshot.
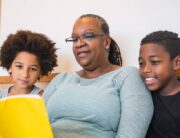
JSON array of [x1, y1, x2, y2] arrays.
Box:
[[145, 78, 155, 81]]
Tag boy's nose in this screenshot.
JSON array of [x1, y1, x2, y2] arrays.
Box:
[[143, 65, 152, 74], [22, 69, 30, 78]]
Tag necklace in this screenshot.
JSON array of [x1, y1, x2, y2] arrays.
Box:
[[100, 63, 113, 76], [77, 63, 113, 86], [80, 63, 113, 79]]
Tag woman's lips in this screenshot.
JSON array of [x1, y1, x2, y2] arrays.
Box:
[[77, 51, 89, 58]]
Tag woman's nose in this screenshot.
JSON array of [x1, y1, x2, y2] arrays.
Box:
[[74, 38, 86, 48]]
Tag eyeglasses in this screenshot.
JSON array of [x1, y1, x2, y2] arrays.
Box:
[[65, 32, 104, 45]]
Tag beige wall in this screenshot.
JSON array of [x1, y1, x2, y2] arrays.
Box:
[[0, 0, 180, 75], [0, 0, 1, 30]]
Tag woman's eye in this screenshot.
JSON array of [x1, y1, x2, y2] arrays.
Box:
[[71, 37, 78, 42], [84, 33, 95, 40]]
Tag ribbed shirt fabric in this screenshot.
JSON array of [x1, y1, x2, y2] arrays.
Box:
[[44, 66, 153, 138]]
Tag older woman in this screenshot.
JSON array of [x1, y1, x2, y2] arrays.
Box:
[[43, 14, 153, 138]]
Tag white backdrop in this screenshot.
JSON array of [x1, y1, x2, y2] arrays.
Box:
[[0, 0, 180, 75]]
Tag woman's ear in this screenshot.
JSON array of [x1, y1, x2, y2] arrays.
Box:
[[173, 55, 180, 70], [104, 35, 111, 50]]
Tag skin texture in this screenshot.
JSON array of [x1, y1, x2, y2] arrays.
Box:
[[72, 17, 119, 78], [139, 43, 180, 95], [8, 51, 41, 95]]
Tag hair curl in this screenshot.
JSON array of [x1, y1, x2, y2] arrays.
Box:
[[79, 14, 122, 66], [141, 30, 180, 60], [0, 30, 58, 76]]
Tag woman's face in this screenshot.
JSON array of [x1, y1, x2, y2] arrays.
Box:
[[9, 51, 41, 90], [71, 17, 110, 70]]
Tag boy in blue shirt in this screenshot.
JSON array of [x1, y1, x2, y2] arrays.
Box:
[[0, 30, 57, 98]]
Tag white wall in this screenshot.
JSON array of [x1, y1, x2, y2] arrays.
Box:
[[0, 0, 180, 75]]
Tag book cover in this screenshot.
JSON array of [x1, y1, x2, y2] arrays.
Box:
[[0, 95, 53, 138]]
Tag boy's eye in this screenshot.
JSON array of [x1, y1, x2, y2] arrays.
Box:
[[138, 59, 144, 67], [139, 62, 143, 67], [30, 67, 38, 71], [151, 60, 160, 65], [15, 64, 23, 68]]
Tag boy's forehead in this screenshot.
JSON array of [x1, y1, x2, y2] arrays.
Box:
[[140, 43, 170, 56], [141, 43, 167, 51]]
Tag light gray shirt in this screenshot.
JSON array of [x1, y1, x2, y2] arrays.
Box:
[[44, 66, 154, 138], [0, 85, 42, 99]]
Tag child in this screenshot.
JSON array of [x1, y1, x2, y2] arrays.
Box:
[[0, 30, 57, 98], [138, 30, 180, 138]]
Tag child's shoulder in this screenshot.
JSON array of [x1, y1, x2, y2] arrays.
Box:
[[0, 87, 10, 99], [152, 91, 180, 101]]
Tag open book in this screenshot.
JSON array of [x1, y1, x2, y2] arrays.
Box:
[[0, 95, 53, 138]]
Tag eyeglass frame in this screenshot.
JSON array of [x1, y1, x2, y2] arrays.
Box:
[[65, 32, 105, 45]]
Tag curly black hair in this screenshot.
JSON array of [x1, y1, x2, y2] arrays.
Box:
[[79, 14, 122, 66], [141, 30, 180, 60], [0, 30, 58, 76]]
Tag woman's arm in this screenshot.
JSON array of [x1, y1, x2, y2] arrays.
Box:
[[115, 67, 153, 138], [43, 73, 65, 103]]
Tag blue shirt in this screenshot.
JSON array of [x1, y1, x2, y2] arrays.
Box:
[[0, 85, 42, 99], [44, 66, 153, 138]]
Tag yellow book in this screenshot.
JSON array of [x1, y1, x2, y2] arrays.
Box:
[[0, 95, 54, 138]]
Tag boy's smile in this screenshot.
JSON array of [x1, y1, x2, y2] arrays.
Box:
[[139, 43, 176, 94], [144, 77, 157, 85]]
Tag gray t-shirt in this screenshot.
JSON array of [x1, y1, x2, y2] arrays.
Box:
[[0, 85, 43, 99]]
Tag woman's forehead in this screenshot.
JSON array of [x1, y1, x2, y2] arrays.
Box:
[[73, 17, 101, 32]]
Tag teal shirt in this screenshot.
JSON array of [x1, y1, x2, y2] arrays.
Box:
[[43, 66, 153, 138]]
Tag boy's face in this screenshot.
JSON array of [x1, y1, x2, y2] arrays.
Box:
[[9, 51, 41, 90], [138, 43, 176, 93]]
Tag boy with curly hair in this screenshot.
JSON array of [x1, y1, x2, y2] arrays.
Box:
[[0, 30, 57, 98]]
